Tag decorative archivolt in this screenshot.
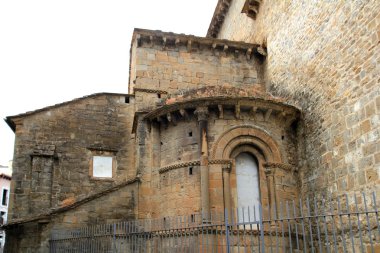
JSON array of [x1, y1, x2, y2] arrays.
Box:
[[211, 125, 282, 163]]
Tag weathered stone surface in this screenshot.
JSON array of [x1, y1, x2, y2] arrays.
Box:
[[4, 0, 380, 249], [216, 0, 380, 195]]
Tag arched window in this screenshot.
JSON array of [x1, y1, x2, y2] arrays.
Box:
[[236, 152, 260, 221]]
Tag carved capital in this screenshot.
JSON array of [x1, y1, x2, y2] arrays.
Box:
[[194, 106, 209, 121], [264, 162, 294, 172], [222, 163, 232, 173], [264, 166, 273, 176]]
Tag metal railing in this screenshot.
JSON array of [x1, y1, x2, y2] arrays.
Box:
[[50, 192, 380, 252]]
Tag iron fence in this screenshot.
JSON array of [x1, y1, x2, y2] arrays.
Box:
[[50, 192, 380, 252]]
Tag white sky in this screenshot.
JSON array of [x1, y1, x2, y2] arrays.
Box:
[[0, 0, 218, 165]]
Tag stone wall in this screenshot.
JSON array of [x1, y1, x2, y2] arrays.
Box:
[[129, 31, 263, 96], [8, 94, 136, 220], [5, 181, 138, 253], [159, 120, 199, 167], [216, 0, 380, 195]]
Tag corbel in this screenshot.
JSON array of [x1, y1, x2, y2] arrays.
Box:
[[246, 48, 252, 60], [179, 108, 189, 121], [235, 102, 241, 119], [162, 37, 167, 50], [223, 44, 229, 56], [234, 49, 240, 58], [257, 46, 267, 56], [136, 34, 142, 47], [212, 42, 217, 55], [217, 104, 224, 119], [149, 35, 154, 48], [175, 38, 180, 47], [264, 109, 272, 121], [251, 106, 258, 119], [167, 113, 177, 126], [187, 40, 192, 52]]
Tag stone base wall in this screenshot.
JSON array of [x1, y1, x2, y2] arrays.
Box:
[[4, 182, 138, 253], [217, 0, 380, 195]]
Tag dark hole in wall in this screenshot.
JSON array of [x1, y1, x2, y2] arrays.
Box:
[[291, 120, 299, 134], [188, 131, 193, 137], [125, 96, 130, 103], [157, 93, 161, 98], [189, 167, 193, 175]]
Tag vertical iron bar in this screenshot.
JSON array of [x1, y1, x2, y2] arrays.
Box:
[[327, 194, 338, 253], [372, 192, 380, 237], [268, 203, 274, 253], [298, 198, 307, 253], [273, 202, 279, 253], [241, 208, 245, 252], [292, 200, 300, 251], [313, 197, 323, 253], [306, 197, 315, 253], [354, 193, 365, 253], [363, 193, 375, 253], [337, 196, 348, 253], [237, 207, 240, 253], [258, 203, 265, 253], [113, 223, 116, 253], [321, 197, 331, 253], [280, 202, 285, 253], [247, 206, 254, 252], [345, 193, 355, 253], [286, 201, 293, 253]]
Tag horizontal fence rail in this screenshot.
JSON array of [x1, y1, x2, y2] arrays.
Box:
[[50, 192, 380, 253]]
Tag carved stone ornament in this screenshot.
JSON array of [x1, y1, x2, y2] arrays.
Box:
[[194, 106, 209, 121]]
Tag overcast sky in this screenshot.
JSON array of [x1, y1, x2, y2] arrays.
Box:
[[0, 0, 218, 165]]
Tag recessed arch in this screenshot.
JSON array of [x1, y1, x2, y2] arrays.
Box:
[[211, 125, 282, 163]]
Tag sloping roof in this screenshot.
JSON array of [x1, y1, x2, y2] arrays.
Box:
[[0, 173, 11, 180], [207, 0, 233, 38], [5, 92, 132, 132]]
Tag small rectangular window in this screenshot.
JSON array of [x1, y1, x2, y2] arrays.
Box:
[[93, 156, 113, 178], [2, 189, 8, 206]]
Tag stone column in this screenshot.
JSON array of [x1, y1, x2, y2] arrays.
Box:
[[222, 163, 231, 220], [264, 166, 277, 220], [194, 106, 210, 221]]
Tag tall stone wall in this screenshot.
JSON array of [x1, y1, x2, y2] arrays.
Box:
[[216, 0, 380, 195], [8, 94, 136, 220]]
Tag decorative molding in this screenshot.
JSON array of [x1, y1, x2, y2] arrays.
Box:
[[264, 162, 293, 171], [242, 0, 262, 20], [133, 28, 260, 56], [208, 159, 232, 165], [211, 125, 282, 162], [144, 96, 300, 122], [31, 144, 56, 157], [87, 145, 118, 153], [194, 106, 209, 122], [207, 0, 233, 38], [159, 161, 200, 174], [133, 87, 168, 94], [158, 159, 234, 174]]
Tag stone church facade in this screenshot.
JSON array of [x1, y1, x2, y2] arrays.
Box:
[[3, 0, 379, 252]]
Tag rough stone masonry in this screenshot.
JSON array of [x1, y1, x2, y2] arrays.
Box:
[[3, 0, 379, 252]]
